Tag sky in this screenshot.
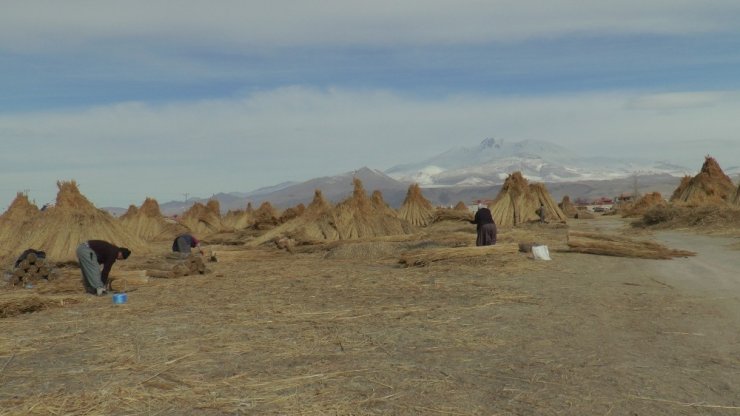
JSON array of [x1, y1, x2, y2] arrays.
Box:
[[2, 0, 740, 209]]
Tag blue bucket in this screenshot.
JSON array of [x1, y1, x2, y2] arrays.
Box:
[[112, 293, 128, 304]]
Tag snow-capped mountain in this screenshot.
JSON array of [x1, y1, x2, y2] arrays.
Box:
[[385, 138, 695, 186]]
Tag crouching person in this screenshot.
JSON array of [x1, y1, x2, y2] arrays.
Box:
[[172, 233, 204, 258], [76, 240, 131, 296]]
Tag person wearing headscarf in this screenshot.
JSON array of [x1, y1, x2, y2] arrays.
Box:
[[172, 233, 204, 257], [470, 203, 497, 246]]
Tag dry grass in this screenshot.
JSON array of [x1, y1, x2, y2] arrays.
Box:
[[566, 231, 695, 259], [119, 198, 188, 241], [399, 243, 521, 267], [670, 156, 735, 204], [489, 172, 567, 227]]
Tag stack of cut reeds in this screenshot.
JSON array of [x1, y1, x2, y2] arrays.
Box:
[[147, 255, 207, 279], [11, 252, 51, 286]]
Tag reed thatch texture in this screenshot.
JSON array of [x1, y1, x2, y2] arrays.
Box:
[[398, 184, 434, 227], [180, 200, 226, 236], [558, 196, 578, 218], [13, 181, 146, 263], [670, 156, 735, 205], [566, 231, 695, 259], [732, 184, 740, 206], [0, 193, 40, 258], [453, 201, 468, 211], [119, 197, 188, 241], [490, 172, 567, 227]]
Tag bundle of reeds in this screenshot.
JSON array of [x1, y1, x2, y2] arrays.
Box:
[[146, 255, 207, 279], [398, 183, 434, 227], [278, 203, 305, 224], [0, 193, 40, 258], [399, 243, 520, 267], [108, 269, 150, 291], [9, 252, 51, 286], [670, 156, 735, 205], [566, 231, 695, 259]]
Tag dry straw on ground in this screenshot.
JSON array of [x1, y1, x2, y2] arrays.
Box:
[[670, 156, 735, 205], [119, 197, 187, 241], [9, 181, 146, 263], [566, 231, 695, 259], [398, 184, 434, 227], [489, 172, 567, 227]]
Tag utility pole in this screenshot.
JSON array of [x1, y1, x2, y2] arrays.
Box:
[[632, 174, 640, 199], [183, 193, 190, 202]]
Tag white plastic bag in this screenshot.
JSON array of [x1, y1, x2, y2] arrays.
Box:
[[531, 245, 551, 261]]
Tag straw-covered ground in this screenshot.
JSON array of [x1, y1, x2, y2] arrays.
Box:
[[1, 217, 739, 415]]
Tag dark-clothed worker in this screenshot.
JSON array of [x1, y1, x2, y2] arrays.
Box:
[[172, 233, 204, 257], [470, 203, 497, 246], [76, 240, 131, 296]]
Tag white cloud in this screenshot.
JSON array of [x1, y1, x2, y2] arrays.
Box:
[[1, 0, 739, 52], [2, 87, 740, 208]]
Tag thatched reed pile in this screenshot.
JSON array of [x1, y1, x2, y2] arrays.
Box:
[[0, 193, 40, 258], [10, 181, 146, 262], [621, 192, 667, 218], [670, 156, 735, 205], [432, 208, 473, 223], [566, 231, 695, 259], [222, 202, 255, 230], [398, 183, 434, 227], [453, 201, 469, 211], [332, 178, 413, 239], [248, 181, 413, 246], [558, 195, 578, 218], [120, 197, 187, 241], [180, 200, 226, 236], [489, 172, 567, 227], [252, 201, 280, 229], [732, 184, 740, 206], [279, 203, 305, 224]]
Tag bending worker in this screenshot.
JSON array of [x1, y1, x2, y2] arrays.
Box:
[[172, 233, 204, 257], [76, 240, 131, 296], [470, 203, 497, 246]]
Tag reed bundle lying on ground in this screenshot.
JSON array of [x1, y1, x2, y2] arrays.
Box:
[[566, 231, 695, 259], [399, 243, 520, 267], [146, 255, 207, 279]]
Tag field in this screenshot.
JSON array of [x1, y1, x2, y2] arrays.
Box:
[[1, 217, 739, 415]]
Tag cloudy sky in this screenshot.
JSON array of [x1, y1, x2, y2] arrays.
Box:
[[2, 1, 740, 208]]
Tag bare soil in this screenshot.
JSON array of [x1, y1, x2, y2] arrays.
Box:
[[1, 217, 739, 415]]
